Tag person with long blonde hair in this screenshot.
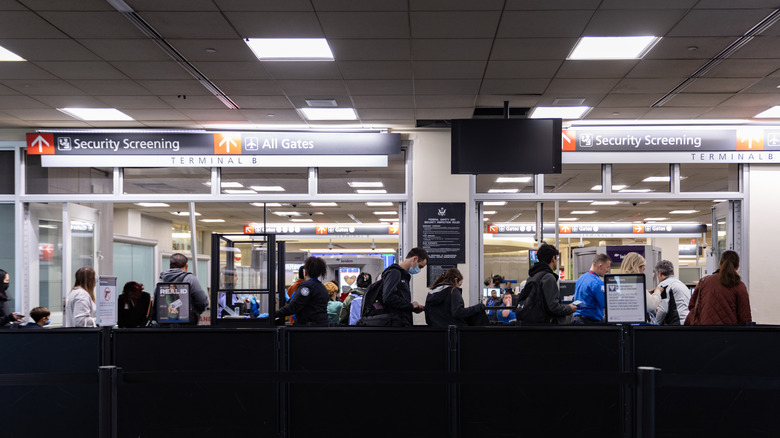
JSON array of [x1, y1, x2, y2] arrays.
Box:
[[65, 266, 97, 327], [620, 252, 660, 314]]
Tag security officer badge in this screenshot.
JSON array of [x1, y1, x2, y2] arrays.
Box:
[[300, 287, 310, 297]]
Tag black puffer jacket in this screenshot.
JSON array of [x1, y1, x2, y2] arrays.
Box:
[[526, 262, 574, 324], [424, 284, 485, 328]]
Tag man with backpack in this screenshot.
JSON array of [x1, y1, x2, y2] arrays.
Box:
[[516, 244, 576, 324], [360, 247, 428, 327]]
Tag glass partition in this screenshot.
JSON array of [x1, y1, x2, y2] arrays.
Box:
[[0, 205, 15, 309], [220, 167, 308, 195], [680, 163, 739, 192], [114, 241, 155, 294], [26, 155, 112, 194], [477, 173, 534, 194], [544, 164, 601, 193], [318, 151, 406, 194], [123, 167, 211, 194], [612, 164, 671, 193], [0, 151, 14, 194]]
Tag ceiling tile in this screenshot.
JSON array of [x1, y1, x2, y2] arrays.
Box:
[[318, 12, 410, 38], [645, 37, 736, 59], [668, 9, 774, 37], [693, 0, 780, 9], [415, 95, 476, 108], [597, 93, 665, 106], [357, 109, 415, 119], [411, 39, 493, 60], [705, 59, 780, 78], [729, 36, 780, 58], [410, 11, 501, 38], [497, 11, 592, 38], [583, 10, 686, 36], [110, 61, 193, 80], [612, 78, 684, 93], [68, 79, 151, 95], [223, 12, 323, 38], [701, 106, 769, 118], [159, 95, 229, 109], [556, 60, 637, 78], [627, 60, 704, 78], [3, 108, 74, 120], [545, 78, 621, 94], [141, 12, 240, 39], [415, 108, 474, 119], [20, 0, 114, 10], [96, 95, 173, 109], [37, 11, 145, 38], [683, 77, 760, 93], [599, 0, 697, 8], [138, 80, 212, 95], [741, 77, 780, 93], [643, 107, 709, 118], [214, 80, 283, 95], [0, 95, 49, 109], [0, 1, 29, 10], [490, 38, 578, 60], [122, 109, 190, 120], [35, 62, 128, 80], [585, 107, 651, 118], [413, 61, 486, 79], [33, 95, 106, 107], [337, 61, 412, 80], [313, 0, 408, 11], [663, 93, 732, 106], [479, 78, 550, 95], [505, 0, 600, 9], [230, 96, 294, 109], [179, 109, 249, 121], [719, 93, 780, 107], [415, 79, 481, 95], [0, 11, 67, 38], [0, 62, 58, 80], [475, 95, 540, 108], [2, 39, 101, 61], [345, 80, 412, 95], [125, 0, 219, 11], [242, 109, 303, 122], [0, 79, 85, 95], [351, 95, 415, 108], [214, 0, 313, 11], [79, 39, 171, 61], [261, 62, 342, 80], [485, 60, 562, 78], [329, 39, 411, 61], [412, 0, 505, 10], [276, 79, 348, 95]]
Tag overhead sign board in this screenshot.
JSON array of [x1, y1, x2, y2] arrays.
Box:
[[486, 223, 706, 237], [561, 127, 780, 164], [27, 131, 401, 167], [243, 224, 400, 236]]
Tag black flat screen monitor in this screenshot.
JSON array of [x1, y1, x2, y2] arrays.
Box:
[[603, 274, 647, 324], [155, 282, 190, 324], [451, 118, 562, 174]]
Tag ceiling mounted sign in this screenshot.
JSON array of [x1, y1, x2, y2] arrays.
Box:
[[486, 223, 706, 238]]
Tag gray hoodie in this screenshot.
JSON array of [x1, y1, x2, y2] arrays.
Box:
[[159, 268, 209, 324]]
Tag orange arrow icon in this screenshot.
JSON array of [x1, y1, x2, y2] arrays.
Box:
[[26, 133, 55, 155], [214, 133, 242, 155], [560, 225, 571, 233], [633, 225, 645, 233]]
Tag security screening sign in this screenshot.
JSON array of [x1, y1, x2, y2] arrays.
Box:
[[486, 223, 706, 238], [561, 126, 780, 164], [26, 131, 401, 168]]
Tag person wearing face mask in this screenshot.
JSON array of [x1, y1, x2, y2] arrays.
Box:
[[25, 307, 51, 328], [424, 268, 486, 327], [379, 247, 429, 327], [0, 269, 23, 327]]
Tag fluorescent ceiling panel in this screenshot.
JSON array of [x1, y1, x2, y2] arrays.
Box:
[[496, 177, 532, 183], [483, 201, 507, 206], [670, 210, 699, 214], [200, 219, 225, 223], [366, 202, 393, 206], [135, 202, 169, 207], [357, 189, 387, 194], [488, 189, 518, 193], [568, 36, 660, 60], [0, 45, 25, 61], [309, 202, 338, 207], [300, 108, 357, 120], [245, 38, 334, 61], [755, 106, 780, 118], [571, 210, 597, 214], [58, 107, 133, 121], [250, 186, 285, 191], [643, 176, 670, 182], [530, 106, 589, 119], [349, 181, 384, 188]]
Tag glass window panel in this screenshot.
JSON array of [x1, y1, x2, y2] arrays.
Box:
[[680, 164, 739, 192], [39, 219, 63, 312], [318, 151, 406, 194], [220, 167, 308, 195], [544, 164, 601, 193], [26, 154, 112, 194], [0, 151, 14, 194], [0, 205, 15, 309], [476, 173, 534, 194], [114, 242, 154, 294], [612, 164, 671, 194], [123, 167, 211, 194], [482, 201, 537, 284], [70, 220, 94, 282], [161, 254, 209, 297]]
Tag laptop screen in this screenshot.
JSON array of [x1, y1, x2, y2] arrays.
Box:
[[603, 274, 647, 324]]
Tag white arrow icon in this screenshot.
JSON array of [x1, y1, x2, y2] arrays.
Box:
[[562, 131, 572, 144], [219, 135, 237, 153], [31, 135, 49, 153]]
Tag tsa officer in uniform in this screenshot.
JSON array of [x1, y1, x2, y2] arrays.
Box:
[[275, 256, 329, 326]]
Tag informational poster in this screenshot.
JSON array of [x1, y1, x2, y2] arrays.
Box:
[[426, 264, 455, 287], [156, 282, 190, 324], [418, 202, 466, 265], [339, 267, 360, 294], [604, 274, 647, 324], [96, 276, 117, 327]]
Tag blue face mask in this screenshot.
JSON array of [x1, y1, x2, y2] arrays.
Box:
[[43, 319, 51, 326], [409, 263, 421, 275]]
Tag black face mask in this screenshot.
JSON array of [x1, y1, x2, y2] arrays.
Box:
[[1, 283, 7, 292]]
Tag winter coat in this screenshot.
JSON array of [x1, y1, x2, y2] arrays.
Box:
[[159, 268, 210, 325], [424, 284, 485, 327], [527, 262, 575, 324], [685, 274, 751, 325]]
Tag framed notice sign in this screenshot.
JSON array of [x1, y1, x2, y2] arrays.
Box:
[[417, 202, 466, 265], [156, 282, 191, 324], [604, 274, 647, 324], [96, 276, 117, 327]]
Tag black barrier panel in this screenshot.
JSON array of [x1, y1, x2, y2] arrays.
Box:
[[114, 328, 277, 438], [634, 326, 780, 438], [0, 329, 102, 437], [286, 327, 450, 438], [459, 326, 624, 438]]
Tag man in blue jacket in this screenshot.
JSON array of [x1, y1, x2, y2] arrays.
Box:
[[571, 253, 611, 325]]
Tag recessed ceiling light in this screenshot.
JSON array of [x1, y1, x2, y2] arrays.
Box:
[[591, 201, 621, 205], [644, 217, 668, 221], [58, 107, 133, 121], [347, 213, 362, 224], [223, 189, 256, 194], [488, 189, 519, 193], [619, 189, 653, 193], [590, 185, 627, 191], [483, 211, 497, 215], [357, 189, 387, 194], [568, 36, 660, 60], [571, 210, 597, 214], [249, 186, 285, 192], [135, 202, 170, 207], [379, 218, 399, 222], [290, 218, 313, 222], [299, 107, 357, 120], [483, 201, 508, 206], [0, 45, 25, 61], [309, 202, 338, 207], [366, 202, 393, 207], [558, 218, 579, 221], [274, 211, 301, 216], [306, 99, 338, 107], [643, 176, 670, 182], [220, 182, 244, 188], [349, 181, 384, 188], [567, 200, 594, 203], [496, 177, 532, 183], [171, 211, 201, 216], [200, 219, 225, 223], [483, 218, 490, 222], [529, 106, 590, 119], [755, 105, 780, 118], [670, 210, 699, 214], [373, 211, 397, 215], [244, 38, 334, 61], [250, 202, 284, 207]]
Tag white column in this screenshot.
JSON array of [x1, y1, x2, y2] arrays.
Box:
[[747, 165, 779, 323]]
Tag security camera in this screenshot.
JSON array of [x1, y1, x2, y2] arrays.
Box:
[[701, 242, 708, 249], [291, 203, 297, 208], [631, 202, 638, 206], [308, 212, 313, 216]]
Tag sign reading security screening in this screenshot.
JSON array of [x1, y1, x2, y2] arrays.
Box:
[[486, 223, 706, 238], [243, 224, 399, 236], [27, 131, 401, 168], [562, 127, 780, 164]]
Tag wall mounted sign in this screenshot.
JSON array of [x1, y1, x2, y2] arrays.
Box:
[[418, 202, 466, 265], [243, 224, 400, 236], [486, 223, 706, 238], [27, 131, 401, 167], [96, 275, 117, 327]]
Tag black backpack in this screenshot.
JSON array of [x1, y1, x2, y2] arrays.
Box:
[[515, 272, 553, 324], [360, 265, 404, 318]]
